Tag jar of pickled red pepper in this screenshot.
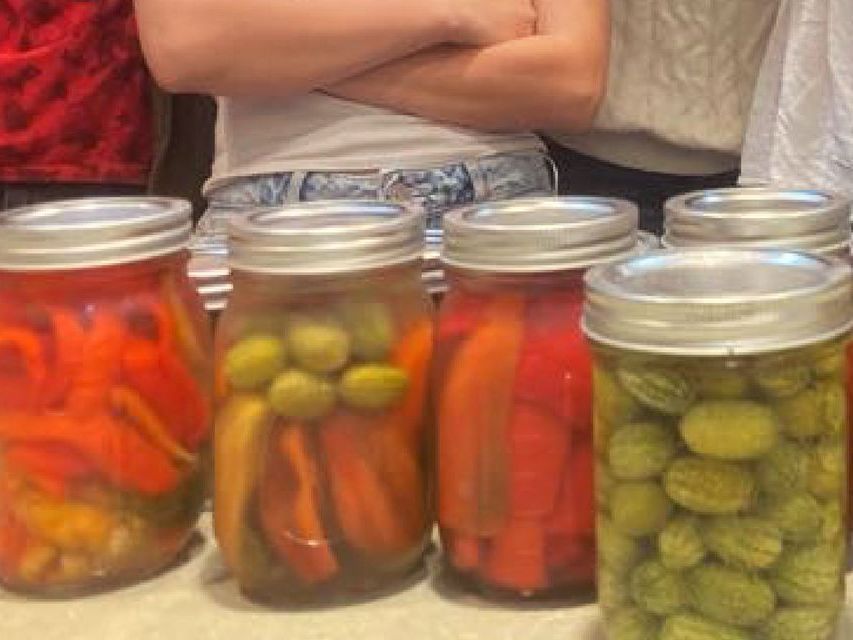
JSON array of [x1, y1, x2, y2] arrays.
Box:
[[214, 202, 434, 602], [435, 197, 640, 598], [664, 187, 853, 529], [584, 249, 851, 640], [0, 198, 213, 595]]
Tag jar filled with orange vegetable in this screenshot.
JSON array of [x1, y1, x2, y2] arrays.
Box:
[[0, 198, 213, 595], [214, 202, 434, 602], [436, 197, 639, 598]]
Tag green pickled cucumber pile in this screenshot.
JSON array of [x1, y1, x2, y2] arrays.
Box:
[[222, 302, 409, 421], [595, 340, 848, 640]]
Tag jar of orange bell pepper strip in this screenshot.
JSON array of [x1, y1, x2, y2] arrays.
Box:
[[0, 198, 213, 595], [214, 202, 434, 602], [436, 197, 640, 598]]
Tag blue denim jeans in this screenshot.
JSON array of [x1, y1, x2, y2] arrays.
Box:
[[196, 151, 556, 240]]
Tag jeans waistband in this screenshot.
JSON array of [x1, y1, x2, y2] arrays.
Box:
[[203, 151, 557, 233]]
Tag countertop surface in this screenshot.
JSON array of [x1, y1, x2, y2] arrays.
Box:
[[2, 516, 852, 639]]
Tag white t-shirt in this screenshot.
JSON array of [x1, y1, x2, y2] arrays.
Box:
[[741, 0, 853, 197], [206, 93, 543, 194]]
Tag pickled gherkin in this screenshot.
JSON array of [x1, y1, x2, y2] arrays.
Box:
[[608, 421, 676, 480], [592, 340, 848, 640], [587, 250, 850, 640]]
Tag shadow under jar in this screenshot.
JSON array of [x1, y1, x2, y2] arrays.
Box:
[[584, 248, 852, 640], [214, 202, 434, 603], [435, 197, 640, 599], [0, 198, 213, 596]]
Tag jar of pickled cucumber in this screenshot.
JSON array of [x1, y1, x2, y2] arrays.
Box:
[[663, 188, 851, 258], [435, 197, 639, 598], [0, 198, 213, 596], [664, 187, 853, 531], [584, 249, 851, 640], [214, 202, 433, 602]]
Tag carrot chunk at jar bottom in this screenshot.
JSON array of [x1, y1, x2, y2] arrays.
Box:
[[259, 426, 338, 585], [483, 520, 548, 593], [438, 295, 525, 537]]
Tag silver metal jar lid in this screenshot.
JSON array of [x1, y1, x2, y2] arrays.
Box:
[[0, 197, 192, 271], [583, 249, 853, 356], [228, 201, 424, 275], [442, 197, 639, 273], [663, 188, 851, 258]]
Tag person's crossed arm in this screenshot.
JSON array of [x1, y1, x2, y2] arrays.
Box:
[[134, 0, 606, 133], [328, 0, 609, 133]]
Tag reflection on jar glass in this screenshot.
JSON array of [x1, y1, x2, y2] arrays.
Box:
[[0, 198, 213, 596], [585, 248, 851, 640], [213, 202, 434, 603]]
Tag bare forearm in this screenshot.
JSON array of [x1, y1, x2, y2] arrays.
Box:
[[134, 0, 454, 97], [330, 38, 603, 132], [328, 0, 609, 132]]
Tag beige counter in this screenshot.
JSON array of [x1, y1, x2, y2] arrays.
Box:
[[2, 517, 852, 639]]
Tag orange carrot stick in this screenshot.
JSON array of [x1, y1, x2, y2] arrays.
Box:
[[258, 426, 339, 584], [484, 519, 547, 593], [447, 533, 481, 572], [386, 318, 434, 448], [437, 295, 525, 536], [162, 275, 209, 370], [321, 413, 415, 557]]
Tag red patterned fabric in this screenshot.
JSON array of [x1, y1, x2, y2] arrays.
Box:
[[0, 0, 153, 184]]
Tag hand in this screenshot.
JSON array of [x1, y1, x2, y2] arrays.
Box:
[[443, 0, 537, 45]]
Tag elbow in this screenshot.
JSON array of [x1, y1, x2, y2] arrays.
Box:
[[548, 66, 607, 133], [136, 5, 219, 94]]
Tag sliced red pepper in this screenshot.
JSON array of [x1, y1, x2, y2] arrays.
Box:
[[65, 309, 125, 416], [507, 403, 571, 518], [4, 443, 95, 497], [41, 308, 87, 407], [514, 292, 592, 431], [122, 341, 210, 450], [546, 440, 595, 537], [0, 412, 180, 495], [0, 327, 48, 411]]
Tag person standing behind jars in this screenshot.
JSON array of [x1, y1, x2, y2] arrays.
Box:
[[546, 0, 778, 234], [132, 0, 609, 235]]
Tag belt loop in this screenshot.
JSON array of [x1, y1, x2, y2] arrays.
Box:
[[285, 171, 308, 202], [465, 157, 489, 202], [544, 153, 560, 194]]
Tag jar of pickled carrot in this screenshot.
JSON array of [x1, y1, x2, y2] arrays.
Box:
[[584, 249, 851, 640], [0, 198, 213, 596], [435, 197, 639, 598], [214, 202, 434, 602]]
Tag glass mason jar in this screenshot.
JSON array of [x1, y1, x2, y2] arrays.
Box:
[[664, 187, 853, 526], [214, 202, 434, 602], [0, 198, 213, 595], [435, 197, 640, 598], [584, 249, 851, 640]]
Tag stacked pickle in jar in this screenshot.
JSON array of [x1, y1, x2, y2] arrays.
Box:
[[214, 203, 433, 600], [585, 249, 851, 640], [0, 198, 212, 595]]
